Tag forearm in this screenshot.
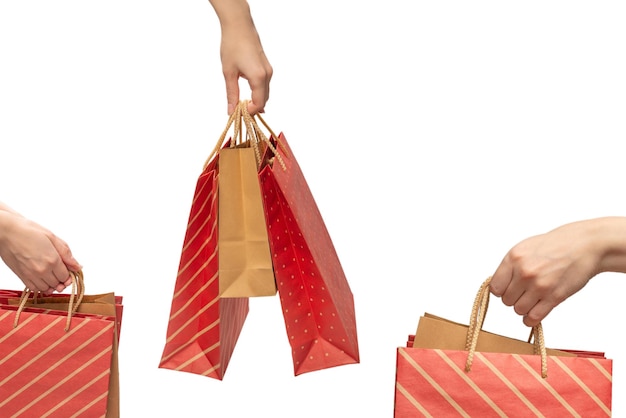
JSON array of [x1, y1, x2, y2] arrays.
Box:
[[0, 201, 22, 216], [0, 209, 23, 251], [575, 216, 626, 274], [209, 0, 255, 29], [0, 210, 11, 244]]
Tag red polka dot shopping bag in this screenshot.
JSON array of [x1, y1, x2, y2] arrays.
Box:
[[255, 110, 360, 376]]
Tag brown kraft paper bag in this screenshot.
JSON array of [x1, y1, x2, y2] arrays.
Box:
[[217, 141, 276, 298]]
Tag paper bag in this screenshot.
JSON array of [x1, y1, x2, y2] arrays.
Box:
[[218, 143, 276, 297], [159, 144, 248, 380], [6, 291, 124, 344], [394, 277, 613, 417], [252, 111, 359, 376], [0, 273, 121, 417]]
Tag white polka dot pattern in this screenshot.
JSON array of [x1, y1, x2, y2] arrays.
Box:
[[259, 133, 360, 376]]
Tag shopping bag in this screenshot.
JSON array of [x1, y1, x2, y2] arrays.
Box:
[[0, 272, 122, 417], [248, 109, 360, 375], [218, 141, 276, 298], [2, 290, 124, 344], [1, 285, 124, 417], [159, 107, 250, 379], [394, 277, 613, 417]]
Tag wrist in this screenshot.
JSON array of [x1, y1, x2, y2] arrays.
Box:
[[209, 0, 254, 28], [579, 217, 626, 274]]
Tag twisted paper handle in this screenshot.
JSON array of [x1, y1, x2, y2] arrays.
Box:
[[240, 101, 286, 170], [204, 101, 286, 171], [204, 103, 243, 169], [254, 111, 289, 161], [13, 270, 86, 332], [464, 276, 548, 379]]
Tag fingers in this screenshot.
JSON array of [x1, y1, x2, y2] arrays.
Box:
[[28, 259, 71, 294], [27, 273, 72, 294], [53, 274, 75, 293], [26, 249, 75, 294], [21, 276, 48, 293], [1, 213, 80, 294], [491, 253, 548, 327], [224, 73, 241, 115], [524, 301, 554, 327], [221, 48, 272, 116], [49, 234, 82, 272], [490, 257, 513, 297], [246, 98, 265, 116], [225, 72, 271, 116], [46, 233, 80, 293], [247, 69, 271, 115], [22, 275, 62, 294], [511, 291, 539, 316], [492, 258, 558, 327], [53, 283, 65, 293]]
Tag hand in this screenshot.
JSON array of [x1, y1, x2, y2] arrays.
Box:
[[210, 0, 273, 115], [490, 220, 603, 327], [219, 20, 272, 116], [0, 211, 82, 293]]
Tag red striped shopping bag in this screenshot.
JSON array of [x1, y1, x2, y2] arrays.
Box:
[[394, 278, 612, 417], [159, 115, 248, 380], [0, 273, 121, 417]]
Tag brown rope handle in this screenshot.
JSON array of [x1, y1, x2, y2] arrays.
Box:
[[203, 103, 244, 169], [464, 276, 548, 378], [240, 101, 286, 170], [529, 322, 548, 378], [255, 112, 289, 157], [13, 270, 86, 332], [203, 101, 285, 170], [465, 278, 491, 351], [240, 104, 263, 167]]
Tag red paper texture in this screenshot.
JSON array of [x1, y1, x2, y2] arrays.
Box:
[[394, 346, 613, 417], [259, 133, 359, 375], [0, 291, 124, 344], [0, 305, 116, 417], [160, 156, 248, 380]]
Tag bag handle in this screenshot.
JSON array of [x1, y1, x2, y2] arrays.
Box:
[[204, 102, 244, 169], [203, 101, 285, 170], [13, 270, 86, 331], [253, 111, 289, 160], [464, 276, 548, 378], [239, 102, 286, 170]]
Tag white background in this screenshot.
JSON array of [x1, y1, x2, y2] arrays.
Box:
[[1, 1, 625, 416]]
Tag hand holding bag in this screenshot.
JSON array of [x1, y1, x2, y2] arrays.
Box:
[[394, 277, 613, 417]]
